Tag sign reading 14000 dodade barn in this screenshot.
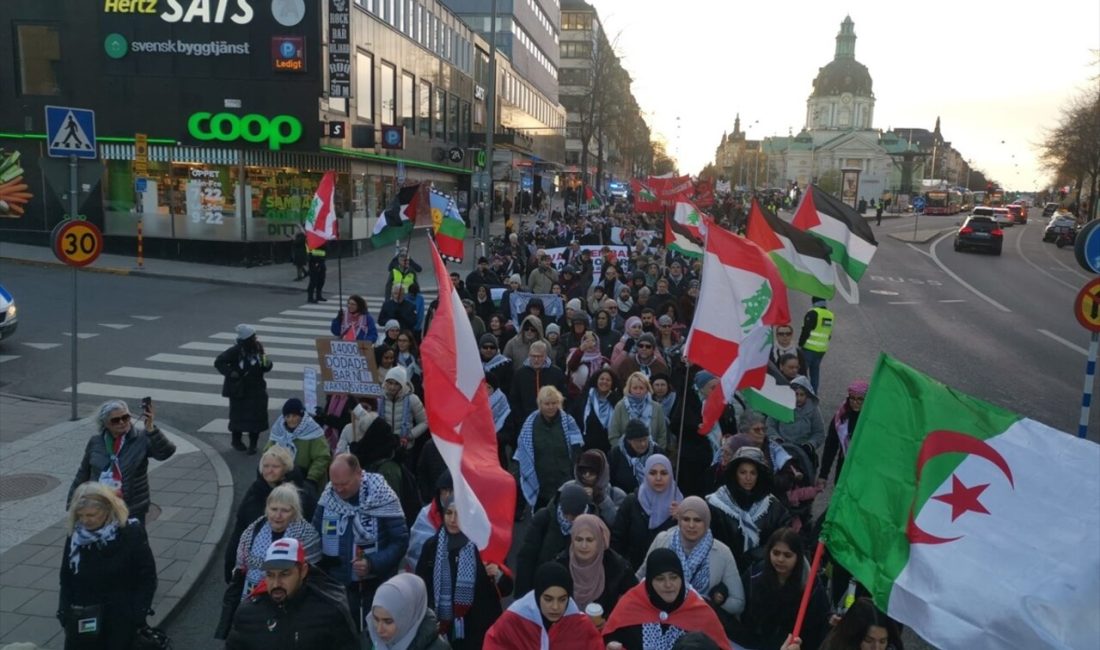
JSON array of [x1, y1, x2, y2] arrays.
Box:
[[314, 339, 382, 397]]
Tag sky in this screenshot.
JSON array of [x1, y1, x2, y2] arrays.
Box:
[[587, 0, 1099, 191]]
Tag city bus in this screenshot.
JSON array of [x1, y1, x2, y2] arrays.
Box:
[[922, 189, 962, 215]]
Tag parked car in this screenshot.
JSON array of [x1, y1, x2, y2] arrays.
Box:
[[954, 215, 1004, 255], [1042, 202, 1061, 217], [1043, 215, 1078, 242], [972, 206, 1013, 228], [1006, 204, 1027, 224], [0, 284, 16, 341]]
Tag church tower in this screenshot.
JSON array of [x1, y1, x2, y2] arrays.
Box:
[[805, 16, 876, 132]]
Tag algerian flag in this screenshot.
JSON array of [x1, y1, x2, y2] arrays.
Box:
[[791, 185, 877, 282], [823, 354, 1100, 650], [746, 198, 836, 299]]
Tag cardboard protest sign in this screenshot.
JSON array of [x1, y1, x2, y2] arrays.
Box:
[[314, 339, 383, 397]]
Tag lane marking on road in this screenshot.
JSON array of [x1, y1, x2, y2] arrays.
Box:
[[1041, 240, 1092, 282], [1013, 226, 1077, 291], [107, 366, 305, 390], [22, 342, 62, 350], [938, 299, 967, 303], [209, 332, 319, 346], [61, 332, 99, 339], [99, 323, 133, 330], [915, 233, 1012, 313], [0, 354, 19, 363], [1037, 328, 1087, 355], [868, 289, 900, 296], [888, 301, 920, 305], [146, 353, 319, 374], [130, 315, 162, 321], [180, 341, 319, 358]]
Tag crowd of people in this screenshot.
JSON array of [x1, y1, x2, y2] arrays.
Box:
[[57, 204, 901, 649]]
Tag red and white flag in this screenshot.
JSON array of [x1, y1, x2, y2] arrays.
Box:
[[683, 223, 790, 433], [304, 171, 338, 249], [420, 239, 515, 566]]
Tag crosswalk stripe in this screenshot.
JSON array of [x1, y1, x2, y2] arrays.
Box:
[[279, 310, 341, 319], [250, 323, 332, 336], [180, 342, 319, 358], [198, 418, 230, 433], [0, 355, 19, 363], [65, 382, 294, 409], [106, 366, 305, 391], [131, 315, 162, 321], [209, 332, 319, 347], [23, 343, 62, 350], [62, 332, 99, 339], [261, 316, 336, 327], [146, 353, 320, 375], [99, 323, 133, 330]]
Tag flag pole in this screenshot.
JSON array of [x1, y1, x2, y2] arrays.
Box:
[[674, 361, 691, 479], [336, 226, 343, 305], [792, 540, 826, 639]]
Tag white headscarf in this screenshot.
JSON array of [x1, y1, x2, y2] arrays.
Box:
[[368, 573, 429, 650]]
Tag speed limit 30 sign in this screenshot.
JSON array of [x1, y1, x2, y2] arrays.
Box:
[[51, 218, 103, 267]]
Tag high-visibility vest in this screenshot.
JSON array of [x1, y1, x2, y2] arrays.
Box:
[[308, 246, 326, 258], [803, 307, 834, 352], [391, 268, 415, 291]]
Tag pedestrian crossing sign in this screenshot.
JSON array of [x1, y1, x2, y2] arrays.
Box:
[[45, 106, 97, 159]]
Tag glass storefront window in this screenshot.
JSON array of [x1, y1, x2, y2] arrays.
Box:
[[381, 61, 396, 125], [434, 88, 446, 140]]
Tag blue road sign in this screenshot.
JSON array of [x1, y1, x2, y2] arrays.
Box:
[[1078, 220, 1100, 274], [45, 106, 97, 159], [912, 196, 926, 211], [135, 177, 148, 193]]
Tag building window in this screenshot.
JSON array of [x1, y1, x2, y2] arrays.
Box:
[[380, 61, 396, 125], [448, 93, 459, 144], [15, 24, 62, 96], [401, 71, 415, 132], [356, 51, 374, 122], [415, 4, 422, 43], [419, 79, 432, 135], [434, 88, 446, 140], [561, 41, 591, 59]]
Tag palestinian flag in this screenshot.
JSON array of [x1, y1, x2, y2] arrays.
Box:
[[665, 214, 703, 259], [742, 374, 795, 423], [430, 188, 466, 262], [791, 185, 877, 282], [631, 179, 660, 212], [371, 183, 420, 248], [585, 186, 604, 211], [823, 354, 1100, 650], [746, 198, 836, 299]]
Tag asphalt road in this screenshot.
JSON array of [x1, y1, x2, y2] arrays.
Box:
[[0, 207, 1093, 647]]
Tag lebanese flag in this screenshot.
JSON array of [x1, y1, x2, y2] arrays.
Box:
[[683, 223, 789, 433], [672, 201, 707, 240], [746, 197, 836, 299], [304, 171, 338, 249], [420, 238, 515, 566], [791, 185, 878, 282], [631, 179, 660, 212], [823, 354, 1100, 650]]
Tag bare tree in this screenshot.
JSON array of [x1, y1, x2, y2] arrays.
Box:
[[1038, 80, 1100, 217]]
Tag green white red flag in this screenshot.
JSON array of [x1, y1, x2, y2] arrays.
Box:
[[672, 201, 707, 240], [304, 171, 338, 249], [791, 185, 877, 281], [823, 354, 1100, 650]]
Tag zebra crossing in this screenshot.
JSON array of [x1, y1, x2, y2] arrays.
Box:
[[63, 295, 430, 434]]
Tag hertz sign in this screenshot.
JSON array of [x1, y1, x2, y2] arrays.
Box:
[[103, 0, 256, 24], [187, 112, 302, 150]]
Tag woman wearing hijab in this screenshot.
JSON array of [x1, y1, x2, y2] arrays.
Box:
[[608, 372, 669, 449], [592, 309, 621, 359], [553, 514, 636, 620], [59, 483, 157, 650], [484, 562, 603, 649], [264, 398, 331, 493], [474, 284, 496, 324], [514, 484, 593, 597], [640, 496, 745, 623], [368, 573, 449, 650], [562, 450, 625, 525], [331, 294, 378, 342], [574, 368, 620, 454], [818, 379, 869, 489], [706, 447, 792, 568], [416, 496, 512, 648], [737, 528, 829, 650], [610, 454, 681, 571], [609, 316, 644, 367], [602, 548, 730, 650]]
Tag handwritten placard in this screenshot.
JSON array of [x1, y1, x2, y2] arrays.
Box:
[[314, 338, 382, 396]]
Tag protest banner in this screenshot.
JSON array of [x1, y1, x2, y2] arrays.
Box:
[[543, 244, 630, 283], [509, 292, 564, 320], [314, 338, 383, 396]]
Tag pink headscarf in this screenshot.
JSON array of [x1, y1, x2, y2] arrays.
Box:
[[569, 514, 610, 609]]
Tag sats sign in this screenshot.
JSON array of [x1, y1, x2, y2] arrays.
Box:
[[104, 0, 256, 24]]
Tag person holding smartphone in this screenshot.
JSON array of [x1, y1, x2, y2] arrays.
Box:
[[68, 398, 177, 525]]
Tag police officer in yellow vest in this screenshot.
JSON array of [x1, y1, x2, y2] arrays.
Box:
[[798, 297, 834, 393], [385, 247, 422, 297], [306, 242, 327, 303]]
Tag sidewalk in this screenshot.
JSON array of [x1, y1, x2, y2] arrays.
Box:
[[0, 217, 510, 295], [0, 394, 232, 650]]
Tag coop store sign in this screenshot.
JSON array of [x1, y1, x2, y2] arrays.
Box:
[[103, 0, 256, 24], [187, 112, 302, 150]]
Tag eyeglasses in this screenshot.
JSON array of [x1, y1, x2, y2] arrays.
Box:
[[636, 343, 653, 349], [481, 344, 497, 350], [109, 414, 131, 425], [848, 395, 865, 402]]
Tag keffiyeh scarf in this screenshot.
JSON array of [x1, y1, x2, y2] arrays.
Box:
[[317, 471, 404, 553], [433, 528, 477, 638], [556, 505, 574, 536], [269, 414, 325, 461], [625, 395, 654, 427], [642, 622, 685, 650], [582, 389, 613, 435], [515, 411, 584, 506], [669, 529, 713, 594], [69, 521, 121, 574], [620, 436, 651, 487], [706, 487, 772, 552]]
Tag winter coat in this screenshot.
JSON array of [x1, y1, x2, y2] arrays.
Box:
[[58, 523, 157, 650], [559, 479, 625, 528], [501, 315, 544, 367], [513, 504, 572, 597], [330, 313, 378, 342], [416, 534, 513, 649], [708, 493, 792, 568], [364, 610, 452, 650], [225, 567, 359, 650], [223, 474, 318, 582], [572, 390, 618, 454], [215, 342, 273, 433], [641, 529, 745, 616], [69, 426, 177, 520], [609, 492, 676, 571], [610, 352, 670, 386], [311, 492, 409, 587], [607, 441, 665, 495], [552, 547, 637, 617], [527, 265, 559, 294], [737, 560, 830, 650], [264, 416, 332, 488], [766, 376, 825, 449], [378, 298, 418, 332], [508, 358, 568, 426], [379, 384, 429, 444], [607, 398, 669, 449]]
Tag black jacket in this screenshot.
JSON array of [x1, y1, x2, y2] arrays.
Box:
[[508, 363, 567, 427], [58, 523, 157, 649], [552, 547, 637, 616], [607, 442, 665, 494], [709, 495, 792, 568], [416, 534, 513, 649], [215, 342, 273, 433], [378, 298, 418, 332], [223, 474, 317, 582], [609, 492, 676, 571], [225, 567, 359, 650], [513, 504, 571, 597], [69, 427, 176, 519]]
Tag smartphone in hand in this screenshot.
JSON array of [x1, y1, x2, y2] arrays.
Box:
[[141, 396, 152, 413]]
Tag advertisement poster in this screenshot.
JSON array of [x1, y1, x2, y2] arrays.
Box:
[[186, 168, 226, 224], [0, 149, 31, 218]]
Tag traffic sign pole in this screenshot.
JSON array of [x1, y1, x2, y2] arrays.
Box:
[[1080, 333, 1098, 439], [69, 154, 79, 421]]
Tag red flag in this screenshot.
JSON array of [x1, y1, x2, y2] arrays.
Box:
[[694, 178, 715, 208], [631, 179, 661, 212], [648, 174, 694, 205], [304, 171, 338, 249], [420, 240, 516, 566]]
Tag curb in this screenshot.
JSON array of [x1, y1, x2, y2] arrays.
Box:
[[887, 227, 955, 245], [148, 425, 234, 630]]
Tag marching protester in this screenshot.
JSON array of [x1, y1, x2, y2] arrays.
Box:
[[514, 385, 582, 511], [574, 368, 621, 454], [379, 366, 429, 465], [706, 447, 792, 568], [553, 513, 636, 621], [332, 295, 378, 342], [608, 420, 666, 495], [266, 398, 331, 494], [611, 454, 681, 571], [562, 449, 625, 525], [484, 562, 604, 649], [367, 573, 449, 650], [69, 399, 176, 525], [59, 483, 157, 650], [608, 372, 669, 449], [818, 379, 869, 489], [215, 324, 273, 453], [514, 483, 593, 597]]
